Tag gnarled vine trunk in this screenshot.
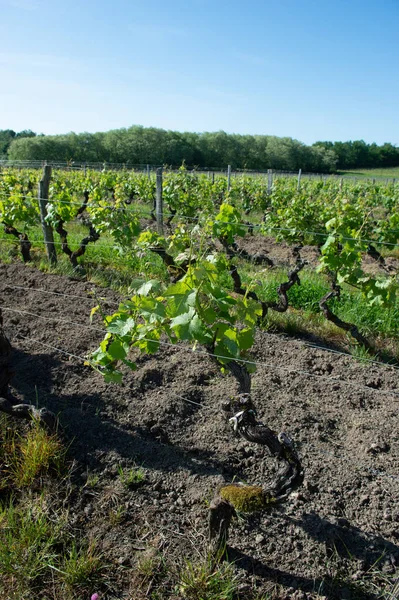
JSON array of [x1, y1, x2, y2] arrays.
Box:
[[207, 350, 304, 558]]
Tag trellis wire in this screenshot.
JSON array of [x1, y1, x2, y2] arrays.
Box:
[[4, 304, 399, 401], [10, 331, 399, 483], [5, 281, 399, 374], [2, 189, 399, 247]]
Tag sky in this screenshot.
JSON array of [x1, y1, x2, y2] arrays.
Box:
[[0, 0, 398, 145]]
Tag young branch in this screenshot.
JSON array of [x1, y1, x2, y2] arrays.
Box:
[[224, 244, 306, 320], [319, 280, 371, 349], [221, 237, 274, 267], [149, 246, 191, 283]]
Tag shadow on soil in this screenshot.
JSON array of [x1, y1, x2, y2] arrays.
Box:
[[8, 347, 248, 482], [229, 510, 399, 600]]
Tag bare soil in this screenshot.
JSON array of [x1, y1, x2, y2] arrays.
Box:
[[237, 234, 399, 275], [1, 261, 398, 599]]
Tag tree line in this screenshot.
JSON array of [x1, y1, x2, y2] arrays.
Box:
[[1, 126, 398, 173]]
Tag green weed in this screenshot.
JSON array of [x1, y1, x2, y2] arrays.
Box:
[[61, 540, 104, 591], [0, 499, 64, 597], [117, 463, 145, 489], [176, 555, 238, 600]]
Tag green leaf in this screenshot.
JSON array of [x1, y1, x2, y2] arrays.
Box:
[[169, 306, 210, 342], [238, 328, 254, 350], [107, 339, 128, 360], [135, 280, 161, 296], [104, 370, 123, 384], [106, 316, 136, 336]]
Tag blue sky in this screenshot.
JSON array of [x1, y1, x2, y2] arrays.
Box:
[[1, 0, 398, 145]]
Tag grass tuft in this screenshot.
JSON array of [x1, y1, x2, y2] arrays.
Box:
[[13, 420, 65, 487], [0, 499, 64, 597], [117, 463, 145, 489], [176, 555, 238, 600], [61, 540, 104, 591]]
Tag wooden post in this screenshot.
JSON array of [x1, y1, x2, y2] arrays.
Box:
[[267, 169, 273, 194], [38, 165, 57, 265], [227, 165, 231, 191], [297, 169, 302, 191], [147, 164, 150, 180], [212, 172, 215, 184], [156, 167, 164, 235]]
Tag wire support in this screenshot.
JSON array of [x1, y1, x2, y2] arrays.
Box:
[[4, 305, 399, 401], [2, 188, 399, 247], [4, 282, 399, 375], [9, 331, 399, 484], [4, 284, 119, 306]]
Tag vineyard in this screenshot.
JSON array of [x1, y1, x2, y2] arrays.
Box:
[[0, 165, 398, 599]]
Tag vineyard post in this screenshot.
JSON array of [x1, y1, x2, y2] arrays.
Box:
[[156, 167, 164, 235], [212, 172, 215, 184], [267, 169, 273, 194], [297, 168, 302, 191], [227, 165, 231, 191], [38, 165, 57, 265], [147, 164, 150, 180]]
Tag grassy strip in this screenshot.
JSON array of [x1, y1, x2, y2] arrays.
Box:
[[0, 222, 168, 293], [0, 415, 105, 599], [339, 167, 399, 178], [240, 267, 399, 358]]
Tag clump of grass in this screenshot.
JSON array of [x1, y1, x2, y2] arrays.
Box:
[[0, 499, 64, 597], [13, 420, 65, 487], [85, 472, 100, 488], [117, 463, 145, 489], [0, 497, 105, 599], [136, 548, 165, 582], [108, 504, 126, 526], [129, 547, 167, 599], [0, 415, 65, 491], [61, 540, 104, 591], [176, 555, 238, 600]]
